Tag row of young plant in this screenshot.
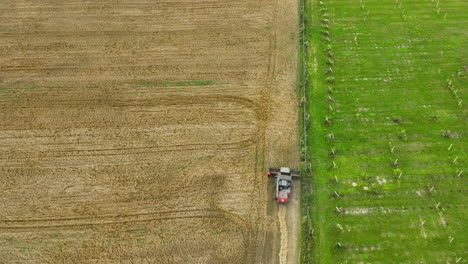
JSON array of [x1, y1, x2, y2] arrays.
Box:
[[388, 4, 464, 248], [303, 0, 466, 262], [446, 69, 464, 108], [301, 0, 336, 262], [298, 0, 313, 262], [342, 1, 463, 263]]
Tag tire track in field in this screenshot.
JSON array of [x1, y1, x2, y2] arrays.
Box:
[[0, 207, 254, 263], [0, 208, 249, 230]]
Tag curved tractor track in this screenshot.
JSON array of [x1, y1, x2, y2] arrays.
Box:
[[0, 0, 299, 263]]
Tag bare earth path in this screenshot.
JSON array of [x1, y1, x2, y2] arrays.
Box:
[[0, 0, 299, 263], [262, 0, 301, 263]]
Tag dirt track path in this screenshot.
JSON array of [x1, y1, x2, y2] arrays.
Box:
[[278, 206, 289, 263], [285, 183, 301, 264], [261, 0, 300, 263]]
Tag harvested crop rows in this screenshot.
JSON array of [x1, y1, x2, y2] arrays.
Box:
[[0, 1, 300, 263], [304, 0, 466, 263]]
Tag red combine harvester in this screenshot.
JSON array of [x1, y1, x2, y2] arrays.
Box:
[[267, 167, 301, 203]]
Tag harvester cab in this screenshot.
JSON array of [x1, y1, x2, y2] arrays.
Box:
[[267, 167, 300, 203]]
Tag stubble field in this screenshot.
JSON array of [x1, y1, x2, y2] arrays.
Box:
[[0, 1, 300, 263]]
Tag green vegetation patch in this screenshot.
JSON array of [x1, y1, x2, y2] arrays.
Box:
[[303, 0, 466, 263], [0, 83, 64, 100]]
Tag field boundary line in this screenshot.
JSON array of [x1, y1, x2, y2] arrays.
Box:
[[299, 0, 313, 262]]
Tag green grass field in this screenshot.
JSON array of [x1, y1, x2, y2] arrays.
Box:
[[303, 0, 467, 263]]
